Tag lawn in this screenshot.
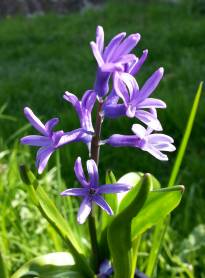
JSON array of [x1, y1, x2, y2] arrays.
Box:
[[0, 0, 205, 276]]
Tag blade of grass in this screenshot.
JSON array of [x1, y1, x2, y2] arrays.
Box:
[[146, 82, 203, 277]]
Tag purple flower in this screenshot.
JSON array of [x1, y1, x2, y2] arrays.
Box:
[[90, 26, 140, 97], [63, 90, 96, 143], [21, 107, 90, 174], [61, 157, 130, 224], [98, 260, 113, 278], [104, 124, 175, 161], [103, 68, 166, 131]]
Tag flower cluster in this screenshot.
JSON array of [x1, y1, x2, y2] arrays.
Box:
[[21, 26, 175, 223]]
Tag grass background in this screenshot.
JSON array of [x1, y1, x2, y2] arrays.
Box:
[[0, 0, 205, 276]]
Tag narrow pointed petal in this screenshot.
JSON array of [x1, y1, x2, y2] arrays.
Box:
[[138, 98, 166, 109], [77, 197, 92, 224], [98, 183, 131, 194], [63, 91, 78, 107], [57, 128, 85, 147], [45, 118, 59, 134], [129, 49, 148, 76], [131, 124, 146, 139], [93, 195, 113, 215], [60, 188, 87, 196], [154, 143, 176, 152], [112, 33, 141, 60], [148, 134, 174, 144], [143, 145, 168, 161], [21, 135, 50, 146], [96, 25, 104, 53], [103, 32, 126, 62], [86, 159, 99, 187], [74, 157, 89, 188], [81, 90, 96, 111], [138, 67, 164, 101], [90, 42, 104, 67], [135, 110, 162, 131], [24, 107, 47, 136], [113, 72, 130, 104], [101, 62, 123, 72], [36, 146, 54, 174]]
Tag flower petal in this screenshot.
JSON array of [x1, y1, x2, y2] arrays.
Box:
[[77, 197, 92, 224], [57, 128, 85, 147], [21, 135, 50, 146], [131, 124, 146, 139], [81, 90, 96, 111], [63, 91, 79, 107], [96, 25, 104, 53], [93, 195, 113, 215], [60, 188, 88, 196], [138, 98, 166, 109], [36, 146, 54, 174], [98, 183, 131, 194], [86, 159, 99, 187], [112, 33, 141, 61], [90, 41, 104, 67], [24, 107, 47, 136], [148, 134, 174, 144], [129, 49, 148, 76], [74, 157, 89, 188], [135, 110, 162, 131], [143, 145, 168, 161], [45, 118, 59, 134], [103, 32, 126, 62], [138, 67, 164, 101]]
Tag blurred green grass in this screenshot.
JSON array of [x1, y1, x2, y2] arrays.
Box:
[[0, 0, 205, 274]]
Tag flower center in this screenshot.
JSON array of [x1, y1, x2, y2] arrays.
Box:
[[89, 188, 97, 196]]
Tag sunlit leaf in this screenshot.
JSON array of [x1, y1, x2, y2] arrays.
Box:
[[11, 252, 83, 278]]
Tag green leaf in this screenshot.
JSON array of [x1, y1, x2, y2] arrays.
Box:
[[132, 185, 184, 240], [107, 174, 151, 278], [19, 166, 94, 278], [11, 252, 84, 278], [168, 81, 203, 187]]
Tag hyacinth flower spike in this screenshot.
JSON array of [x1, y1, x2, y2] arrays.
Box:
[[104, 124, 176, 161], [103, 68, 166, 131], [61, 157, 131, 224], [63, 90, 96, 144], [90, 25, 140, 97], [21, 107, 91, 174]]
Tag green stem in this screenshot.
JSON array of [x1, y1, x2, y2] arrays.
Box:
[[88, 99, 104, 272]]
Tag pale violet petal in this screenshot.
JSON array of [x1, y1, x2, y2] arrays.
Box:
[[77, 197, 92, 224], [93, 195, 113, 215]]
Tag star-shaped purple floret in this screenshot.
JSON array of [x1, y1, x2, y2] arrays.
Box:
[[105, 124, 175, 161], [90, 25, 140, 97], [20, 107, 90, 174], [60, 157, 131, 224], [103, 68, 166, 131]]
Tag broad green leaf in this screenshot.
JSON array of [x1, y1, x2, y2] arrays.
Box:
[[117, 172, 160, 213], [19, 166, 94, 278], [11, 252, 84, 278], [107, 174, 151, 278], [132, 186, 184, 240]]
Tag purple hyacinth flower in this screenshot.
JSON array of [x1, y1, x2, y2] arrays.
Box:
[[103, 68, 166, 131], [90, 26, 140, 97], [61, 157, 131, 224], [21, 107, 90, 174], [104, 124, 175, 161], [63, 90, 96, 143]]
